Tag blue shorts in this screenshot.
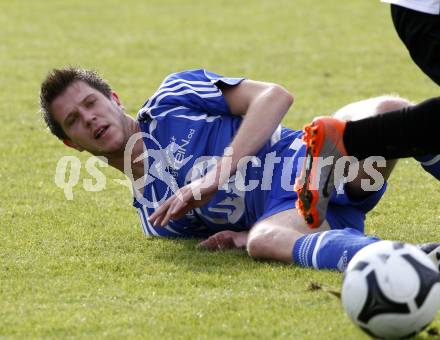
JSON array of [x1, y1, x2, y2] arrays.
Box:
[[258, 184, 387, 233], [256, 142, 387, 233]]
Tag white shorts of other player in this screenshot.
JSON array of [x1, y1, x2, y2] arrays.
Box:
[[381, 0, 440, 15]]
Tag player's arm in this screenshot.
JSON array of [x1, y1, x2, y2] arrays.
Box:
[[219, 79, 294, 174], [149, 80, 293, 227]]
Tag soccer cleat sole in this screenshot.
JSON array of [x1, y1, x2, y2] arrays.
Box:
[[295, 122, 326, 228]]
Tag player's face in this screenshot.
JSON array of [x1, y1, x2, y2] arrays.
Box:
[[51, 81, 128, 155]]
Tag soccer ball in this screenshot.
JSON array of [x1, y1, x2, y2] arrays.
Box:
[[341, 241, 440, 339]]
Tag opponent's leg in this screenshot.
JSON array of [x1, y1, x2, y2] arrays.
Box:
[[391, 5, 440, 86], [293, 116, 347, 228], [335, 97, 440, 181], [344, 97, 440, 159], [335, 96, 405, 200], [295, 96, 409, 227], [344, 98, 440, 180], [296, 96, 440, 227]]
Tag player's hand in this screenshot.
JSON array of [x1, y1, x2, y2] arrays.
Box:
[[149, 170, 220, 227], [197, 230, 248, 251]]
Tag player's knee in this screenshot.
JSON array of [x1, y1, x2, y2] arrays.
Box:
[[333, 95, 412, 122], [375, 95, 412, 114], [246, 225, 281, 259]]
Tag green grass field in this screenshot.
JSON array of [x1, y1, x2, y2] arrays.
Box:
[[1, 0, 440, 338]]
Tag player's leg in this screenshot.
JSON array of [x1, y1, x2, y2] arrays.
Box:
[[391, 4, 440, 86], [343, 97, 440, 159], [331, 95, 410, 122], [390, 6, 440, 174], [246, 208, 440, 271], [246, 208, 380, 270], [295, 96, 408, 227], [246, 208, 330, 262], [333, 96, 405, 200], [344, 97, 440, 179], [295, 96, 440, 228]]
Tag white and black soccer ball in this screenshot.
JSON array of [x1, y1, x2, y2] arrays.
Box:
[[341, 241, 440, 339]]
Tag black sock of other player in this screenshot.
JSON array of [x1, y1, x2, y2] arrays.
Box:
[[343, 97, 440, 160]]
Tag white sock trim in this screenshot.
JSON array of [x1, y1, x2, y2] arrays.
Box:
[[312, 230, 329, 269]]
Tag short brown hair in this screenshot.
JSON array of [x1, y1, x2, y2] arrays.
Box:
[[40, 67, 112, 140]]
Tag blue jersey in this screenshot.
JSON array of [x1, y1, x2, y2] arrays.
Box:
[[132, 69, 386, 238], [132, 69, 304, 237]]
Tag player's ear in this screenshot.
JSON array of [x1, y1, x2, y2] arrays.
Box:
[[63, 139, 84, 152], [111, 91, 123, 108]]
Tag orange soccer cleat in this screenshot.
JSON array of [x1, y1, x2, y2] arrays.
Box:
[[294, 116, 348, 228]]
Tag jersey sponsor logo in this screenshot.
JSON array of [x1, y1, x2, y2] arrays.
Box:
[[169, 128, 195, 173]]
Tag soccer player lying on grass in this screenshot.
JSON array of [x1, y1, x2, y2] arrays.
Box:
[[40, 67, 439, 272]]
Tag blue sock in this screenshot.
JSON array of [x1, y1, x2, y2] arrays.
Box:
[[292, 228, 380, 271], [414, 154, 440, 180]]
